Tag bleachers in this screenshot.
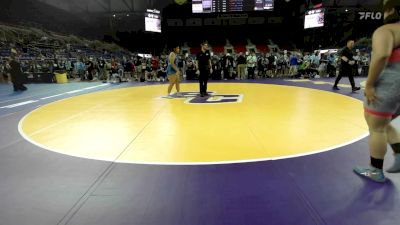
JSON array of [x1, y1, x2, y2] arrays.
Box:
[[235, 45, 246, 54], [256, 45, 269, 53], [0, 48, 10, 57], [211, 45, 224, 54], [184, 41, 279, 55]]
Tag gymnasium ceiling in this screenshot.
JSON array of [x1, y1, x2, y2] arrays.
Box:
[[36, 0, 174, 13], [36, 0, 381, 14]]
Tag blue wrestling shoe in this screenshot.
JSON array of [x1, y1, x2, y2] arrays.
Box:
[[353, 166, 386, 183], [386, 154, 400, 173]]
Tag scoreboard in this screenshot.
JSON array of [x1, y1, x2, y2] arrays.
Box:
[[192, 0, 274, 13]]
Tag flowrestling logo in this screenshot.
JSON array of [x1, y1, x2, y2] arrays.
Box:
[[162, 91, 243, 104], [358, 12, 382, 20]]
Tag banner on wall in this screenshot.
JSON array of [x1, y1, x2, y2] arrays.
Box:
[[358, 11, 382, 20]]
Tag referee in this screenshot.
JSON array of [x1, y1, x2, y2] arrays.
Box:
[[196, 42, 212, 97], [333, 39, 361, 92]]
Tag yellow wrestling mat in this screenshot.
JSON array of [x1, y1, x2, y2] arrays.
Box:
[[19, 83, 368, 164]]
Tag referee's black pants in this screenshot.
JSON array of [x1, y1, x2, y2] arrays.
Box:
[[334, 68, 356, 88], [199, 69, 209, 95]]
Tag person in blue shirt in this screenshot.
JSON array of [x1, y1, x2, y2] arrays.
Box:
[[327, 53, 336, 77], [165, 45, 182, 98], [288, 53, 298, 76]]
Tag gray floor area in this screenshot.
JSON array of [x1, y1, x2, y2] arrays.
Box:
[[0, 79, 399, 225]]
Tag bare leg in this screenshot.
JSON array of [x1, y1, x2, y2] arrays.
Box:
[[353, 112, 390, 182], [386, 124, 400, 144], [386, 122, 400, 172], [175, 80, 180, 93], [365, 112, 391, 159], [167, 76, 176, 95]]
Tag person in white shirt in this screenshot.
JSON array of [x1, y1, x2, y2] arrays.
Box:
[[246, 49, 257, 79]]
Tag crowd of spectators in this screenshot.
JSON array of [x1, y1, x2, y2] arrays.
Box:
[[176, 47, 370, 81], [0, 47, 372, 86], [0, 24, 372, 86]]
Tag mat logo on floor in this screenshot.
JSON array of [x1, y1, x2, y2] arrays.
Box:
[[163, 92, 243, 104], [185, 94, 243, 104]]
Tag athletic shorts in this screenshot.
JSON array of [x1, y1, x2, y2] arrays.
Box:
[[364, 63, 400, 119], [166, 65, 177, 76]]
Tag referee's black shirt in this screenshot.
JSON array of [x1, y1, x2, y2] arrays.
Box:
[[340, 47, 353, 70], [196, 50, 211, 71]]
